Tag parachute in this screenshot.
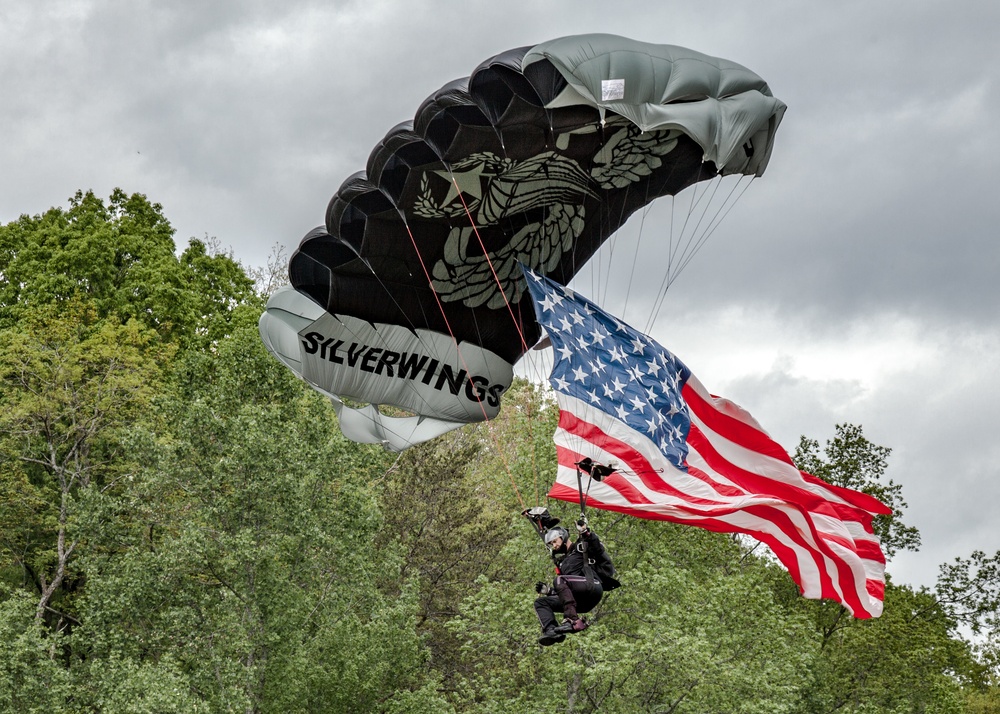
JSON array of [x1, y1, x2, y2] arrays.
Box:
[[259, 33, 786, 450]]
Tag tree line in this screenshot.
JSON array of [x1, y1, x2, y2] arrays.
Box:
[[1, 190, 998, 713]]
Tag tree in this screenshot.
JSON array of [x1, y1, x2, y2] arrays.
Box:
[[0, 299, 166, 627], [73, 307, 447, 712], [0, 588, 73, 713], [789, 424, 985, 713], [374, 429, 516, 693], [0, 189, 255, 348], [937, 548, 1000, 696], [793, 581, 976, 714]]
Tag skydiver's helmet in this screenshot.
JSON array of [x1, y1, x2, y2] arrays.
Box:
[[544, 526, 570, 550]]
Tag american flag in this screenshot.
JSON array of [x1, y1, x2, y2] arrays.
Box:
[[524, 268, 891, 618]]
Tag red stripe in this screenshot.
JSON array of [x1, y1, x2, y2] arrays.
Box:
[[866, 578, 885, 603], [682, 383, 795, 466], [800, 471, 894, 515]]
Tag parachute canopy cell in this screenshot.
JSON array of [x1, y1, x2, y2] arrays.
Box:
[[258, 33, 786, 451]]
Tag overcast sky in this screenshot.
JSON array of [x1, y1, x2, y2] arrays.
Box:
[[3, 0, 998, 593]]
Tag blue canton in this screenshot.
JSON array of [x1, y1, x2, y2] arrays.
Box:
[[524, 267, 692, 470]]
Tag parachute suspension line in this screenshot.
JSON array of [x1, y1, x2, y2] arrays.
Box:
[[667, 175, 729, 280], [669, 175, 755, 285], [442, 177, 541, 510], [659, 175, 726, 297], [449, 174, 540, 508], [450, 176, 532, 357], [594, 178, 632, 310], [619, 175, 657, 323], [397, 215, 528, 511], [640, 175, 718, 335], [644, 174, 756, 334]]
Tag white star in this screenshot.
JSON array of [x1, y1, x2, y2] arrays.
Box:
[[576, 334, 590, 350], [559, 315, 573, 332], [570, 310, 586, 325], [631, 337, 646, 355], [590, 326, 608, 346], [615, 404, 630, 420], [558, 344, 573, 361], [627, 364, 645, 382], [645, 417, 658, 436], [540, 294, 559, 313], [553, 376, 569, 391], [572, 366, 588, 382], [645, 385, 659, 401], [589, 357, 607, 375], [630, 395, 646, 412], [608, 345, 626, 363], [588, 391, 601, 404], [645, 358, 661, 377], [611, 376, 627, 394], [545, 290, 565, 310]]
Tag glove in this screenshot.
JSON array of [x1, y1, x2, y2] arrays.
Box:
[[576, 517, 590, 535], [535, 581, 554, 596]]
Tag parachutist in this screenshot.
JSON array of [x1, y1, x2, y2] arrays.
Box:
[[532, 518, 620, 646]]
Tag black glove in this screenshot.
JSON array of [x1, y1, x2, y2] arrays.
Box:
[[535, 581, 554, 596], [576, 517, 590, 535]]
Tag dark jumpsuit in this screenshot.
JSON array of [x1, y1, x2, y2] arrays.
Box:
[[534, 529, 616, 630]]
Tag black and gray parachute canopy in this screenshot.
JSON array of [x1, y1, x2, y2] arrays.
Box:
[[259, 33, 786, 451]]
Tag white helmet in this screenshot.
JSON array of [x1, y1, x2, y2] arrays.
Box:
[[543, 527, 569, 548]]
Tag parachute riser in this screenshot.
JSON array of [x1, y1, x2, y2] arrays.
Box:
[[575, 465, 588, 522], [573, 458, 617, 522]]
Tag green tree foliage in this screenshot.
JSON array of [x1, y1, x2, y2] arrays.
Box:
[[0, 299, 166, 626], [938, 548, 1000, 703], [72, 309, 444, 712], [1, 193, 998, 712], [789, 424, 983, 713], [0, 588, 72, 713], [0, 189, 255, 348], [796, 582, 977, 713], [375, 432, 511, 684]]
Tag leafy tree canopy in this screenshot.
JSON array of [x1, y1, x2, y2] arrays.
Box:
[[0, 189, 255, 348]]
